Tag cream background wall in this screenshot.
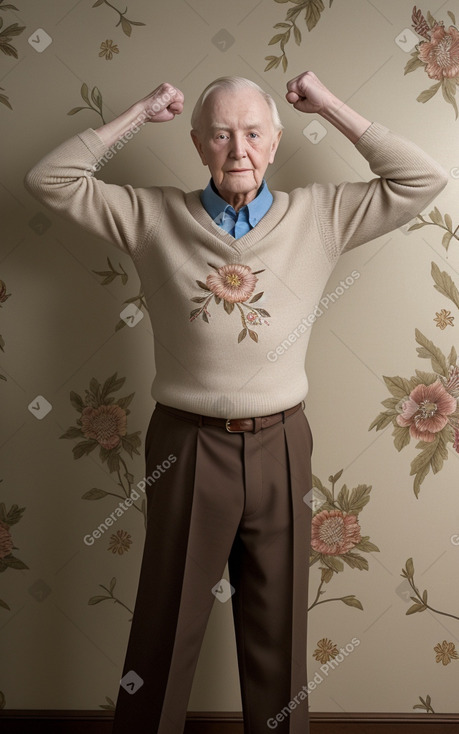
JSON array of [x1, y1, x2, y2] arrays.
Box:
[[1, 0, 458, 715]]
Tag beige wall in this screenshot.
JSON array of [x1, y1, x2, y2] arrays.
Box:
[[1, 0, 459, 715]]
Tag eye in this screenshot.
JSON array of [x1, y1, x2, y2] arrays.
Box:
[[216, 133, 228, 140], [248, 132, 259, 139]]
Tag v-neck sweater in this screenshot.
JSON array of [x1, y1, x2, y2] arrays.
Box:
[[24, 123, 448, 418]]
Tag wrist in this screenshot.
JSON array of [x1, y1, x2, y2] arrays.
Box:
[[130, 100, 150, 125], [318, 97, 371, 144]]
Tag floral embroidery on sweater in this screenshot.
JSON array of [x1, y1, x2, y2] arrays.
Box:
[[189, 262, 270, 343]]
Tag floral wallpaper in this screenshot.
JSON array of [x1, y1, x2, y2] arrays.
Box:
[[370, 330, 458, 496], [405, 6, 459, 118], [1, 0, 458, 719], [265, 0, 336, 71], [308, 469, 379, 610]]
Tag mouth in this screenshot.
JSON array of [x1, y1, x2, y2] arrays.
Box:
[[226, 169, 252, 173]]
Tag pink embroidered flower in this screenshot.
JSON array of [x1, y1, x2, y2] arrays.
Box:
[[246, 310, 269, 326], [0, 521, 13, 559], [206, 264, 257, 303], [396, 380, 457, 442], [454, 430, 459, 453], [81, 404, 127, 450], [311, 510, 361, 556], [418, 25, 459, 79]]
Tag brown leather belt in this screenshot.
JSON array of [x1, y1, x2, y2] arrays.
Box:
[[155, 401, 304, 433]]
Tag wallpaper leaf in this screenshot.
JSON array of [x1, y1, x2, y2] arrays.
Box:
[[413, 694, 435, 713], [0, 1, 24, 110], [0, 486, 28, 615], [0, 279, 10, 379], [99, 695, 116, 710], [404, 5, 459, 119], [93, 0, 145, 37], [81, 488, 110, 500], [431, 262, 459, 310], [93, 258, 146, 330], [401, 558, 459, 620], [67, 83, 106, 124], [265, 0, 335, 71], [0, 17, 25, 58], [93, 257, 128, 285], [0, 506, 28, 573], [88, 576, 133, 618], [415, 328, 448, 376], [408, 208, 459, 251], [0, 85, 11, 109]]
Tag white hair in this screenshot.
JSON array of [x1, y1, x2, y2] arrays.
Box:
[[191, 76, 284, 133]]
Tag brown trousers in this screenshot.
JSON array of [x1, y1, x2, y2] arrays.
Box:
[[112, 402, 313, 734]]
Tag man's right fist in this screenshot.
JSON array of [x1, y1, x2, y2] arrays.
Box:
[[140, 83, 184, 123]]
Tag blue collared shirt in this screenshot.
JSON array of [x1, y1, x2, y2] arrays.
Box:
[[200, 178, 273, 239]]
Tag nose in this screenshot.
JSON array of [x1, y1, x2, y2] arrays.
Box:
[[229, 133, 246, 159]]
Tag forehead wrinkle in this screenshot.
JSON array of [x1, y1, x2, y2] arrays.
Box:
[[209, 120, 265, 131], [200, 89, 274, 132]]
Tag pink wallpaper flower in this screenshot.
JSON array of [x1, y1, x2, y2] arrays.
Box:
[[396, 380, 457, 442], [418, 24, 459, 79], [81, 404, 127, 450], [371, 330, 459, 495], [311, 509, 362, 556], [405, 6, 459, 118]]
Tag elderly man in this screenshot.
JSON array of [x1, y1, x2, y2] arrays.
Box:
[[25, 71, 447, 733]]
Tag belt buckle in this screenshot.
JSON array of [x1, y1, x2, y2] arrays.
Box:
[[225, 418, 245, 433]]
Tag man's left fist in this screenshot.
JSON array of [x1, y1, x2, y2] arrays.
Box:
[[285, 71, 335, 114]]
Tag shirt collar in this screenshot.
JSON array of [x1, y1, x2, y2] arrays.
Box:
[[200, 178, 273, 228]]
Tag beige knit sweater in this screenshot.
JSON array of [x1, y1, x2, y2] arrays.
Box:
[[24, 123, 448, 418]]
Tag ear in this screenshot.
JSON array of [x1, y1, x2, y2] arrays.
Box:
[[190, 130, 208, 166], [268, 129, 282, 165]]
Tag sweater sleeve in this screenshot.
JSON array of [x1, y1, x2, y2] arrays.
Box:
[[311, 122, 449, 261], [23, 128, 164, 256]]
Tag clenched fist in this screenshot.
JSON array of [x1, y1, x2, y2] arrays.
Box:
[[285, 70, 371, 142], [285, 71, 335, 115], [139, 82, 184, 123]]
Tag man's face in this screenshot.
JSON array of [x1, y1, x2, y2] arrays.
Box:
[[191, 87, 282, 211]]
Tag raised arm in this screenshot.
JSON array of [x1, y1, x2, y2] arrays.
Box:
[[24, 83, 184, 254], [93, 82, 184, 146], [285, 71, 449, 257]]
